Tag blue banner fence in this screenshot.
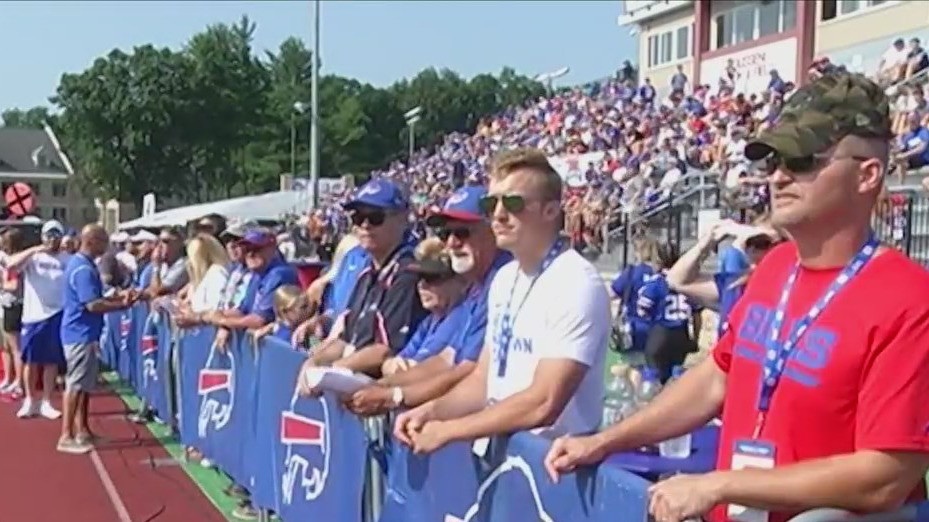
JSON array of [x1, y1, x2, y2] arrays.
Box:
[[101, 304, 928, 522]]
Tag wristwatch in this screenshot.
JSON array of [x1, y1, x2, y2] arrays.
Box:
[[391, 386, 405, 408]]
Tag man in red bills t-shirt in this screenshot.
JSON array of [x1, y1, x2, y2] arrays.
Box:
[[544, 72, 929, 522]]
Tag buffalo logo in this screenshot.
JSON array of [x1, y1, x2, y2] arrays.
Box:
[[140, 333, 158, 387], [118, 314, 132, 352], [358, 183, 381, 197], [446, 456, 554, 522], [446, 190, 468, 206], [280, 382, 331, 505], [196, 340, 235, 438]]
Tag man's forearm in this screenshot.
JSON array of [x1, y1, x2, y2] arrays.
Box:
[[442, 386, 553, 443], [594, 357, 724, 454], [334, 343, 390, 375], [714, 450, 927, 514], [382, 356, 449, 386], [429, 364, 487, 421], [310, 338, 348, 365], [5, 247, 39, 270], [402, 363, 474, 408], [666, 234, 715, 290], [217, 314, 266, 331]]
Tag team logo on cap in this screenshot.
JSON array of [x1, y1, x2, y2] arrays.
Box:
[[447, 191, 468, 206], [358, 183, 382, 197], [280, 380, 331, 505]]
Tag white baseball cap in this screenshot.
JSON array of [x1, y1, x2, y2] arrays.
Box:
[[41, 220, 65, 236], [110, 231, 129, 243], [129, 230, 158, 243]]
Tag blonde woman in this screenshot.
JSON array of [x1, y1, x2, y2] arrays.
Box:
[[175, 235, 230, 327]]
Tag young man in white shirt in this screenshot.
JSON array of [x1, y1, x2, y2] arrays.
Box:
[[5, 220, 72, 419], [394, 148, 611, 454]]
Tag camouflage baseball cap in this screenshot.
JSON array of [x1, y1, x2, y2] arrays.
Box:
[[745, 72, 893, 162]]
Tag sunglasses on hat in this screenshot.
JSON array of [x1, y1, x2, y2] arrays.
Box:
[[350, 209, 387, 227], [478, 194, 527, 217]]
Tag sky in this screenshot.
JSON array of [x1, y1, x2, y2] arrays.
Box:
[[0, 0, 636, 111]]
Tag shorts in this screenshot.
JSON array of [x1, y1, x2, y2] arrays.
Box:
[[3, 303, 23, 333], [21, 313, 65, 366], [64, 342, 99, 392], [644, 325, 697, 384]]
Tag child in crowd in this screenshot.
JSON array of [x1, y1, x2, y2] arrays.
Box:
[[253, 285, 315, 349]]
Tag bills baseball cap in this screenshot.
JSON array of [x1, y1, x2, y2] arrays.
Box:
[[745, 72, 893, 162], [239, 228, 276, 249], [426, 186, 487, 227], [344, 179, 409, 211], [221, 219, 258, 240], [130, 230, 158, 243]]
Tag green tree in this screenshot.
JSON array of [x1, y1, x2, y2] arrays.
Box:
[[1, 106, 53, 129], [52, 46, 198, 204]]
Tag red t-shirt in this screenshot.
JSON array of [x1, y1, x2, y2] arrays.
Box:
[[709, 243, 929, 522]]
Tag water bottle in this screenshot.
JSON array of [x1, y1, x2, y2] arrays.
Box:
[[635, 367, 662, 408], [658, 366, 692, 458], [602, 364, 634, 427]]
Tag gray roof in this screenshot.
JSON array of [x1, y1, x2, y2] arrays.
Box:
[[0, 127, 70, 175]]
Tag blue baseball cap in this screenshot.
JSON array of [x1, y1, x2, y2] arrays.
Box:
[[239, 228, 276, 249], [426, 186, 487, 227], [344, 179, 409, 211]]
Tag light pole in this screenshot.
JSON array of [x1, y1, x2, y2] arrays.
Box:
[[309, 0, 321, 209], [404, 106, 423, 162], [292, 101, 309, 178], [533, 66, 571, 94]]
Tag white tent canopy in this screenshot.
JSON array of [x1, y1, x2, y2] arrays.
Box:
[[118, 190, 313, 230]]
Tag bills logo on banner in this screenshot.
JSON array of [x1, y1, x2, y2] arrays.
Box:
[[280, 387, 331, 505], [197, 343, 235, 438], [119, 314, 132, 352], [140, 332, 158, 387], [446, 456, 555, 522]]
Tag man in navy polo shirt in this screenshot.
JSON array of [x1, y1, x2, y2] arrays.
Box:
[[348, 185, 511, 415], [59, 224, 138, 454], [298, 178, 426, 381]]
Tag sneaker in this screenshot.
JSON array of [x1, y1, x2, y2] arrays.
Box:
[[231, 504, 259, 521], [0, 380, 12, 392], [200, 458, 214, 469], [39, 401, 62, 420], [16, 398, 38, 419], [128, 410, 152, 424], [75, 432, 102, 445], [57, 438, 93, 455]]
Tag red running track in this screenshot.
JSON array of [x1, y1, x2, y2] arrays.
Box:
[[0, 381, 226, 522]]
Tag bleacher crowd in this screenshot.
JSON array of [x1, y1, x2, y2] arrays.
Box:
[[1, 43, 929, 522]]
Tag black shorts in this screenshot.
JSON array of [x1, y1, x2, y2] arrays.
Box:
[[644, 324, 696, 383], [3, 303, 22, 334]]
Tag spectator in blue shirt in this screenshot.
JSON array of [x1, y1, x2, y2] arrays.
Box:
[[896, 114, 929, 182], [345, 185, 509, 413], [207, 228, 298, 348], [59, 224, 139, 454], [610, 236, 662, 364]]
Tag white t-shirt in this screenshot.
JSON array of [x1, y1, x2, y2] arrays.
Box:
[[882, 46, 908, 71], [189, 264, 230, 313], [485, 249, 610, 436], [23, 251, 72, 323]]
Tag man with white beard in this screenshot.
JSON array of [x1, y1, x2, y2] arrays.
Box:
[[5, 220, 72, 419], [347, 186, 511, 415]]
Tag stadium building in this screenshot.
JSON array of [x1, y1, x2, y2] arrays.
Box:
[[619, 0, 929, 94]]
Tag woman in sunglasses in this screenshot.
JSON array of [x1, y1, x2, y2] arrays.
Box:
[[346, 238, 470, 417], [665, 218, 780, 337]]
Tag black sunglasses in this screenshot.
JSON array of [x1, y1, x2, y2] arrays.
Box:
[[478, 194, 527, 217], [436, 227, 471, 242], [768, 153, 872, 174], [350, 209, 387, 227]]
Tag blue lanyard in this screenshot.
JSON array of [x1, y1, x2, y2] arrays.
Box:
[[754, 235, 879, 437], [495, 238, 567, 378]]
